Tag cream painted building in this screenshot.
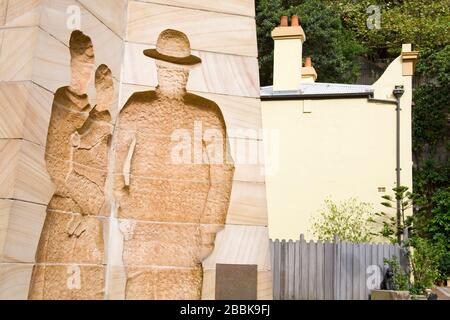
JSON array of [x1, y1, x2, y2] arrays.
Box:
[[261, 16, 418, 240]]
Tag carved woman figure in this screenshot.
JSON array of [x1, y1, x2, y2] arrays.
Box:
[[29, 31, 113, 299]]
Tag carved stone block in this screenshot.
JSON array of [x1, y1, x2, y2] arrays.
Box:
[[35, 211, 106, 264], [0, 139, 54, 205], [0, 263, 34, 300], [120, 221, 202, 267], [136, 0, 255, 17], [0, 200, 47, 263], [0, 82, 53, 146], [29, 265, 105, 300], [124, 267, 202, 300], [126, 1, 257, 57]]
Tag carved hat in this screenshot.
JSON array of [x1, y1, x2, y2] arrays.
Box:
[[143, 29, 201, 65]]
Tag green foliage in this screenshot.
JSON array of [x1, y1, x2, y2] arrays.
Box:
[[412, 84, 449, 153], [256, 0, 364, 86], [377, 183, 450, 284], [412, 157, 450, 280], [255, 0, 283, 87], [377, 186, 413, 244], [310, 198, 375, 242], [326, 0, 449, 59], [384, 236, 446, 295], [383, 257, 409, 291], [406, 237, 446, 294], [427, 189, 450, 240], [412, 183, 450, 280], [417, 45, 450, 83]]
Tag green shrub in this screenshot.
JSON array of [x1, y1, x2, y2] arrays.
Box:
[[383, 257, 409, 291], [407, 237, 446, 294], [310, 198, 375, 242]]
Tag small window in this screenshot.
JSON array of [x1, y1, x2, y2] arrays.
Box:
[[378, 187, 386, 193]]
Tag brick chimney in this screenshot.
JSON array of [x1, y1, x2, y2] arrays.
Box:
[[301, 57, 317, 83], [401, 44, 419, 76], [271, 15, 306, 91]]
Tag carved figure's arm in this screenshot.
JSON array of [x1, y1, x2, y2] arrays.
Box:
[[201, 140, 234, 224], [199, 120, 235, 261], [123, 134, 137, 187], [64, 109, 113, 216]]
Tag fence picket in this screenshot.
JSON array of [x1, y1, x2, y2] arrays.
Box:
[[334, 237, 341, 300], [352, 243, 359, 300], [288, 240, 295, 300], [359, 244, 367, 300], [324, 242, 334, 299], [364, 243, 371, 299], [308, 240, 316, 300], [294, 240, 301, 299], [272, 239, 280, 300], [316, 241, 324, 300], [346, 242, 352, 300], [270, 235, 403, 300], [377, 242, 384, 272], [282, 240, 287, 300], [340, 241, 347, 300], [383, 243, 390, 262], [300, 236, 308, 299]]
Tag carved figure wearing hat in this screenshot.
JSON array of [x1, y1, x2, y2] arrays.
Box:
[[114, 29, 235, 299]]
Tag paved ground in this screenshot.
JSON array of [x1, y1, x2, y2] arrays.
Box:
[[433, 287, 450, 300]]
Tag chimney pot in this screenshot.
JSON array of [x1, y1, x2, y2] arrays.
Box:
[[305, 57, 312, 67], [291, 15, 299, 27], [280, 16, 288, 27]]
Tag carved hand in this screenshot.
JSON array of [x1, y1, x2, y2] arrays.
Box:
[[68, 30, 95, 96]]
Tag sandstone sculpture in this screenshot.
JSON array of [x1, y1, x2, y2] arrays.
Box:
[[28, 29, 234, 300], [29, 31, 113, 299], [115, 29, 234, 299]]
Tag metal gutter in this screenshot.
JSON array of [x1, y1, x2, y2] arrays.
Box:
[[392, 86, 405, 243], [260, 91, 374, 100], [367, 97, 397, 105], [369, 87, 405, 243]]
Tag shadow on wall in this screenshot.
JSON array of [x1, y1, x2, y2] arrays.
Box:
[[28, 29, 235, 300]]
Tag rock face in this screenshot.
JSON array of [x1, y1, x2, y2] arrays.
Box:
[[29, 29, 234, 300]]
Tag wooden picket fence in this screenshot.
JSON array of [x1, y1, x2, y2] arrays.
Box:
[[270, 235, 406, 300]]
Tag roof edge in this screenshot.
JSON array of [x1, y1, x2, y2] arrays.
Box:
[[260, 91, 374, 101]]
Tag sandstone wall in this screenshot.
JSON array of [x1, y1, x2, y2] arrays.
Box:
[[0, 0, 271, 299]]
